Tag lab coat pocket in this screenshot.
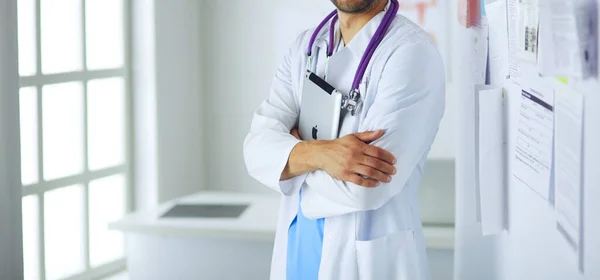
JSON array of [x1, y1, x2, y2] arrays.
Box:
[[355, 230, 420, 280]]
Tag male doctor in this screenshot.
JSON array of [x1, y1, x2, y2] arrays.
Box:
[[244, 0, 445, 279]]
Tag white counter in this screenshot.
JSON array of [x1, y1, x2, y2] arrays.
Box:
[[110, 191, 454, 249], [111, 191, 279, 241], [110, 191, 454, 279], [111, 191, 454, 248]]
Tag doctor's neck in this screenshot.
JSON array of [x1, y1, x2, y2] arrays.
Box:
[[333, 0, 387, 45]]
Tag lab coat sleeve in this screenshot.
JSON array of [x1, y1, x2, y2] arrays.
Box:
[[243, 33, 308, 196], [302, 42, 446, 219]]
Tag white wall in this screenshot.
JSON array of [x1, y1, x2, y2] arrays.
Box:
[[0, 0, 24, 278], [498, 72, 600, 280], [201, 0, 330, 193], [132, 0, 207, 206], [200, 0, 456, 194], [132, 0, 159, 211], [454, 2, 600, 280], [453, 13, 503, 280], [154, 0, 205, 203]]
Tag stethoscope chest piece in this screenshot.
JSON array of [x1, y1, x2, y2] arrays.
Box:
[[341, 88, 361, 116]]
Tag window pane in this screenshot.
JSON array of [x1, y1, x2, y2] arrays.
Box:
[[85, 0, 124, 70], [18, 0, 37, 76], [42, 82, 84, 180], [44, 185, 85, 280], [20, 87, 39, 186], [89, 174, 126, 267], [41, 0, 82, 74], [22, 195, 40, 280], [87, 78, 125, 170]]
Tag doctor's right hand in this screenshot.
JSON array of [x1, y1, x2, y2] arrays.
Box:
[[314, 130, 397, 188]]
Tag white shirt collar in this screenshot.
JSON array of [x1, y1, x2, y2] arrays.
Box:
[[345, 0, 393, 57]]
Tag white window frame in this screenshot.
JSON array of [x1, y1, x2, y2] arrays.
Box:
[[17, 0, 135, 279]]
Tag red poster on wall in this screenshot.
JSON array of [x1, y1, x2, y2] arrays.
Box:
[[458, 0, 482, 27]]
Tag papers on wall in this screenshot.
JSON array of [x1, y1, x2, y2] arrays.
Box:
[[590, 0, 599, 79], [475, 85, 507, 235], [554, 84, 584, 272], [507, 0, 521, 83], [470, 18, 489, 85], [537, 0, 597, 79], [512, 81, 554, 201], [486, 0, 510, 85], [516, 0, 539, 64]]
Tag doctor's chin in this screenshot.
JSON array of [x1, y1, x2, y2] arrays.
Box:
[[1, 0, 598, 280]]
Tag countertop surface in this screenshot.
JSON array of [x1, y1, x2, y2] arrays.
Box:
[[110, 191, 454, 249]]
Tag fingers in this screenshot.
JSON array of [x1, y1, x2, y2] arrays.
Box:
[[359, 155, 396, 175], [362, 145, 396, 165], [353, 130, 384, 143], [344, 173, 380, 188], [352, 165, 392, 183]]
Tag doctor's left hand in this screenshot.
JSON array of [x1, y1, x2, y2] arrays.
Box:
[[284, 129, 396, 188]]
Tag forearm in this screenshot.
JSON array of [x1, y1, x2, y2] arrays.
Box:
[[280, 141, 324, 180], [301, 136, 429, 219]]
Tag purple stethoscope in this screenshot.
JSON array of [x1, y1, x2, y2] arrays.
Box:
[[306, 0, 399, 116]]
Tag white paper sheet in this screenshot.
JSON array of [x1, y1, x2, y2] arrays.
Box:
[[554, 83, 584, 270], [537, 4, 556, 77], [537, 0, 591, 78], [470, 19, 489, 85], [512, 82, 554, 200], [476, 86, 506, 235], [507, 0, 521, 83], [473, 85, 493, 223], [516, 0, 539, 64], [486, 1, 510, 85]]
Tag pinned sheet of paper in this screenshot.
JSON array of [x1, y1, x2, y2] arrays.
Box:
[[516, 0, 539, 64], [554, 82, 584, 272], [512, 81, 554, 201], [470, 18, 489, 85], [537, 0, 596, 79], [475, 85, 507, 235], [507, 0, 522, 83], [486, 0, 510, 85]]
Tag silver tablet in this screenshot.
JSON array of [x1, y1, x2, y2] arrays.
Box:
[[298, 72, 343, 141]]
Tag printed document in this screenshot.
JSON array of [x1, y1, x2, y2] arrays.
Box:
[[512, 82, 554, 200], [486, 1, 510, 85], [554, 84, 584, 266], [507, 0, 521, 82], [538, 0, 593, 78], [516, 0, 539, 64]]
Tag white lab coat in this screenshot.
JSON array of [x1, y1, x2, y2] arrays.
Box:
[[243, 3, 446, 279]]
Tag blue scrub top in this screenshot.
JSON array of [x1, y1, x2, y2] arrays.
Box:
[[481, 0, 486, 16], [286, 189, 325, 280]]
